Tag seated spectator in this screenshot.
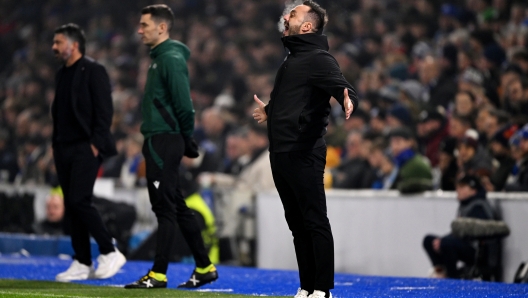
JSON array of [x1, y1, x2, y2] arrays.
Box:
[[449, 113, 473, 140], [503, 76, 528, 123], [332, 130, 374, 189], [368, 140, 397, 189], [387, 104, 414, 130], [389, 127, 433, 193], [119, 133, 145, 188], [423, 175, 495, 279], [486, 124, 518, 191], [457, 129, 493, 179], [454, 91, 477, 123], [33, 187, 65, 236], [505, 124, 528, 191], [438, 138, 459, 190], [417, 106, 448, 167]]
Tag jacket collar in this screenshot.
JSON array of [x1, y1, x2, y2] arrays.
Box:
[[150, 39, 171, 59], [281, 33, 329, 54]]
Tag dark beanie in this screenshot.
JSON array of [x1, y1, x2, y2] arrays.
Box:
[[388, 104, 414, 128], [483, 44, 506, 67], [442, 43, 458, 68], [491, 123, 519, 149]]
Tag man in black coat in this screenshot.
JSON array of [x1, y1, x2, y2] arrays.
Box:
[[51, 23, 125, 282], [252, 2, 357, 297]]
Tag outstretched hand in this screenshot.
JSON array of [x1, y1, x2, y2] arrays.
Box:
[[253, 95, 267, 124], [344, 88, 354, 119]]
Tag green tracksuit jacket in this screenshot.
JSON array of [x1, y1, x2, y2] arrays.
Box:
[[141, 39, 194, 139]]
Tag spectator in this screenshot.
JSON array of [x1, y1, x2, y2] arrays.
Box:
[[503, 76, 528, 122], [505, 124, 528, 191], [457, 129, 493, 179], [438, 138, 459, 190], [389, 127, 433, 193], [449, 113, 473, 140], [332, 130, 373, 189], [33, 188, 65, 236], [418, 55, 457, 109], [487, 124, 519, 191], [454, 91, 477, 122], [417, 106, 449, 167], [423, 175, 495, 278], [368, 139, 397, 190]]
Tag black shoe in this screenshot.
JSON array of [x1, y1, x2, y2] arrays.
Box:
[[177, 269, 218, 288], [124, 271, 167, 289]]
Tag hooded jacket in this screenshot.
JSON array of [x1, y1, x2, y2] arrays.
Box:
[[141, 39, 194, 139], [265, 33, 358, 152]]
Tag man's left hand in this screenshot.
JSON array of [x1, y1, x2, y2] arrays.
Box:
[[91, 144, 99, 157], [344, 88, 354, 119]]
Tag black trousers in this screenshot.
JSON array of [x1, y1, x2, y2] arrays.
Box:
[[143, 133, 211, 274], [423, 234, 476, 278], [53, 141, 115, 266], [270, 146, 334, 292]]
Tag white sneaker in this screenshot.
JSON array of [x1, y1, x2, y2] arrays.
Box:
[[56, 260, 94, 282], [308, 290, 332, 298], [94, 248, 127, 279], [294, 288, 309, 298]]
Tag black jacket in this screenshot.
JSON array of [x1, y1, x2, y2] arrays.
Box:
[[52, 56, 117, 158], [265, 34, 358, 152], [457, 194, 495, 220]]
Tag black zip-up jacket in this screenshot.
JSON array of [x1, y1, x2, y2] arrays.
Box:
[[265, 33, 358, 152]]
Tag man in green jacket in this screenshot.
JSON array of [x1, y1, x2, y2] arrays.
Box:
[[125, 4, 218, 289]]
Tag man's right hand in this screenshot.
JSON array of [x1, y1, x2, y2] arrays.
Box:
[[253, 95, 267, 124]]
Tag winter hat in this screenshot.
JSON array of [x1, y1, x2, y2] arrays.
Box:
[[441, 4, 461, 19], [400, 80, 426, 102], [388, 104, 414, 127], [440, 138, 457, 156], [442, 43, 458, 68], [389, 126, 414, 140], [419, 106, 446, 123], [458, 129, 479, 150], [490, 124, 519, 149], [510, 124, 528, 147], [483, 44, 506, 67], [456, 174, 482, 190], [459, 68, 484, 86], [412, 41, 432, 60]]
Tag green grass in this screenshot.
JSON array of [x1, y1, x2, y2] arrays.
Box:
[[0, 279, 283, 298]]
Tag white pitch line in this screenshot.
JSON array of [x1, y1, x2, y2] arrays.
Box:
[[390, 286, 436, 290], [0, 291, 104, 298], [196, 288, 234, 292]]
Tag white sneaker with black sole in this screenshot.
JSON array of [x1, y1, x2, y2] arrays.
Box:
[[56, 260, 95, 282], [294, 288, 309, 298], [308, 290, 332, 298], [94, 248, 126, 279]]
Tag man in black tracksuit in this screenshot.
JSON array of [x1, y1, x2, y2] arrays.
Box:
[[253, 2, 357, 298]]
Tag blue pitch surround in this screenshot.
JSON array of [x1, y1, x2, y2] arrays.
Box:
[[1, 256, 527, 297]]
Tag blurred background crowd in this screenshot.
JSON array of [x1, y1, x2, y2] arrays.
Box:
[[1, 0, 528, 193]]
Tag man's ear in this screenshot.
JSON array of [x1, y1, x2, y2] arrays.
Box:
[[301, 21, 313, 33], [72, 41, 80, 53], [158, 22, 167, 35]]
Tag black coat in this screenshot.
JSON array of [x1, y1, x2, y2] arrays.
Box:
[[265, 33, 358, 152], [52, 56, 117, 158]]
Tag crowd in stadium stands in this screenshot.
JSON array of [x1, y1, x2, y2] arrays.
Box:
[[1, 0, 528, 195]]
